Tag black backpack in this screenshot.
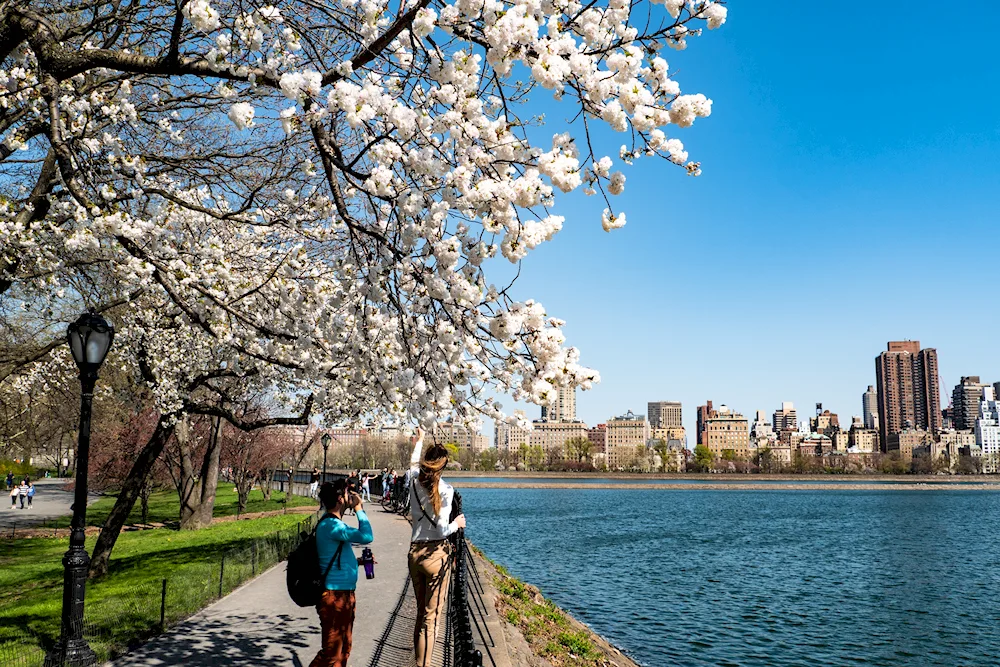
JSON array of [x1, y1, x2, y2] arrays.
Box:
[[286, 515, 346, 607]]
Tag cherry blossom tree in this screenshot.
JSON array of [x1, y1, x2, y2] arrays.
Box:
[[0, 0, 727, 568], [221, 419, 296, 513]]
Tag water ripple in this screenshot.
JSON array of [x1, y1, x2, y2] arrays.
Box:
[[462, 488, 1000, 667]]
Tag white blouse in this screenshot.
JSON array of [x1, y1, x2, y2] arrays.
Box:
[[408, 437, 459, 542]]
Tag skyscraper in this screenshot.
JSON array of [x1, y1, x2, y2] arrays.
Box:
[[696, 401, 714, 445], [976, 387, 1000, 474], [862, 385, 879, 430], [704, 406, 750, 460], [875, 341, 942, 449], [540, 386, 576, 422], [647, 401, 682, 429], [772, 402, 797, 434], [952, 376, 988, 431]]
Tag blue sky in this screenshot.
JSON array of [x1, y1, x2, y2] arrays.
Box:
[[487, 2, 1000, 440]]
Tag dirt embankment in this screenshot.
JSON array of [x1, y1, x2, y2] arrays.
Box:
[[470, 544, 640, 667]]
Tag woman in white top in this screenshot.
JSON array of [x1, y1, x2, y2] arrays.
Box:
[[407, 427, 466, 667]]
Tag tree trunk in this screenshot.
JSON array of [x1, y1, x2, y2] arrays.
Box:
[[139, 478, 151, 525], [179, 415, 222, 530], [89, 418, 174, 578], [174, 417, 201, 529], [257, 467, 274, 500]]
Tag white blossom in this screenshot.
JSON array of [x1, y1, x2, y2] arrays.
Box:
[[227, 102, 255, 130], [183, 0, 220, 32]]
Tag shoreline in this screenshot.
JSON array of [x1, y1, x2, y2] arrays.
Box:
[[469, 542, 641, 667]]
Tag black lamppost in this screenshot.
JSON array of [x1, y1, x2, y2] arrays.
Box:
[[321, 433, 331, 485], [47, 312, 114, 667]]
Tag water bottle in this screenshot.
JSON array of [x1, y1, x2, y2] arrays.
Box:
[[362, 547, 375, 579]]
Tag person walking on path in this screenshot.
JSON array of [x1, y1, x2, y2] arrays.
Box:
[[407, 427, 466, 667], [18, 479, 29, 510], [26, 481, 34, 509], [9, 484, 16, 509], [311, 479, 373, 667], [309, 467, 321, 499], [5, 471, 12, 491]]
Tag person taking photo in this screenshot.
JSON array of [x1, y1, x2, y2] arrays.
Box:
[[310, 479, 373, 667], [407, 426, 466, 667]]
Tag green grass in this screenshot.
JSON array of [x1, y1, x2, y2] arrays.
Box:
[[38, 485, 317, 530], [491, 564, 606, 666], [0, 512, 314, 666]]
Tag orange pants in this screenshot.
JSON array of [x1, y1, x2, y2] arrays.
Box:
[[408, 540, 452, 667], [310, 590, 355, 667]]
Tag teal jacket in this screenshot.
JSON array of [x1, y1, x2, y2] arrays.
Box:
[[316, 510, 373, 591]]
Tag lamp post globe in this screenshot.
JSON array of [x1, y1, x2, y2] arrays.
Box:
[[321, 433, 332, 485], [47, 312, 114, 667]]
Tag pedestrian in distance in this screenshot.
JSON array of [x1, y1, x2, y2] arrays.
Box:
[[360, 472, 371, 503], [18, 478, 29, 510], [5, 471, 12, 490], [310, 467, 321, 499], [407, 426, 466, 667], [26, 481, 34, 509], [9, 484, 16, 509], [383, 469, 395, 501], [310, 479, 373, 667]]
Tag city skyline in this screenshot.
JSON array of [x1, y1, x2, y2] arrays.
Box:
[[479, 3, 1000, 445], [490, 338, 1000, 451]]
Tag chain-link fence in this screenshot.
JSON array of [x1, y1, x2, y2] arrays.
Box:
[[0, 515, 315, 667]]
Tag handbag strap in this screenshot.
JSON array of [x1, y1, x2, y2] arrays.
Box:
[[411, 478, 438, 525]]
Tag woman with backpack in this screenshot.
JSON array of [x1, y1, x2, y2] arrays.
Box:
[[311, 479, 373, 667], [407, 427, 467, 667]]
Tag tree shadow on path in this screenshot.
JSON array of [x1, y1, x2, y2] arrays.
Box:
[[113, 612, 314, 666]]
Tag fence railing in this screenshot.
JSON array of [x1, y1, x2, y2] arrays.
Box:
[[449, 492, 486, 667], [0, 515, 316, 667]]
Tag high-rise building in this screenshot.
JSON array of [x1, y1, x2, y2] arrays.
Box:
[[875, 341, 942, 449], [750, 410, 777, 450], [976, 387, 1000, 474], [529, 421, 589, 460], [772, 402, 797, 434], [862, 385, 879, 431], [953, 376, 988, 431], [540, 386, 576, 422], [809, 410, 840, 436], [705, 405, 750, 460], [696, 400, 714, 445], [647, 401, 682, 429], [587, 424, 607, 454], [606, 411, 650, 469], [433, 420, 489, 453]]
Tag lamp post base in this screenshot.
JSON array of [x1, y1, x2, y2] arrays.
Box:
[[44, 639, 97, 667]]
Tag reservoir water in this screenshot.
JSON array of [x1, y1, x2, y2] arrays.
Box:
[[460, 487, 1000, 666]]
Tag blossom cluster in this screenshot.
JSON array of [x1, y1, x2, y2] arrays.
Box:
[[0, 0, 727, 429]]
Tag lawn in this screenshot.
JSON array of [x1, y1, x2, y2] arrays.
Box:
[[38, 485, 318, 530], [0, 512, 315, 666]]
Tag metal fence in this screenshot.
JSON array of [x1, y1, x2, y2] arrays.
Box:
[[0, 515, 316, 667], [449, 492, 489, 667]]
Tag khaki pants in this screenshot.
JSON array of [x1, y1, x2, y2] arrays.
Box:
[[408, 540, 452, 667]]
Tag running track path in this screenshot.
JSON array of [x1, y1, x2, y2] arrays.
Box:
[[109, 502, 417, 667]]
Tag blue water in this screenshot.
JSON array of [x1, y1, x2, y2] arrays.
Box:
[[452, 477, 985, 485], [461, 488, 1000, 666]]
